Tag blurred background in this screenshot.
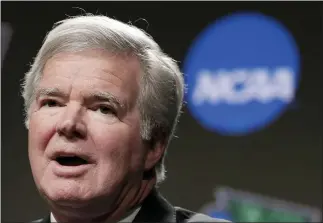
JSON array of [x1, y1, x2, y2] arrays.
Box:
[[1, 2, 322, 222]]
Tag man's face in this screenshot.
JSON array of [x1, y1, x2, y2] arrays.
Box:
[[28, 49, 151, 209]]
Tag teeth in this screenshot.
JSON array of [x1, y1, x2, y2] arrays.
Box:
[[58, 154, 75, 157]]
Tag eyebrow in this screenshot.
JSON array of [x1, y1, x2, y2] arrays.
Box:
[[87, 91, 125, 109], [35, 87, 125, 109], [35, 87, 68, 99]]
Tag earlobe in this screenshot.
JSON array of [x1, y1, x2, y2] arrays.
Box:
[[144, 142, 165, 170]]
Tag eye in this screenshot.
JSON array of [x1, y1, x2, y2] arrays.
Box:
[[94, 105, 116, 115], [41, 99, 61, 107]]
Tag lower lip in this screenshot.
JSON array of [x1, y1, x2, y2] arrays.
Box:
[[51, 161, 93, 178]]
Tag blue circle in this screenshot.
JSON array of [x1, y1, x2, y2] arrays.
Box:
[[183, 12, 300, 135]]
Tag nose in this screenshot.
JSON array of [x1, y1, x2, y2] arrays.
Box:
[[56, 103, 87, 139]]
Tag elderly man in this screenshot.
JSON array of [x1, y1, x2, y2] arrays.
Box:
[[22, 14, 228, 223]]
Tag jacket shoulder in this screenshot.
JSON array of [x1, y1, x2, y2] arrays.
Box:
[[175, 207, 231, 222], [30, 215, 50, 223], [31, 219, 43, 223]]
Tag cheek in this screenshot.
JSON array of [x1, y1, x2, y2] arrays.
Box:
[[91, 124, 144, 168], [28, 113, 57, 185], [28, 112, 57, 153]]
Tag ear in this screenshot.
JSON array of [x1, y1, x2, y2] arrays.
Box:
[[144, 142, 165, 170]]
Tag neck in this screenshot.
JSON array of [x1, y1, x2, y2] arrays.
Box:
[[49, 178, 156, 223]]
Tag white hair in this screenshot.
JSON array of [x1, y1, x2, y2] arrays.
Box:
[[22, 14, 184, 184]]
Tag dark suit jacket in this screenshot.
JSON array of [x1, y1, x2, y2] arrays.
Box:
[[33, 190, 229, 222]]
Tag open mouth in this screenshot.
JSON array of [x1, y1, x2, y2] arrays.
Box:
[[55, 156, 88, 166]]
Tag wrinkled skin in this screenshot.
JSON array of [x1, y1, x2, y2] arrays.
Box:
[[28, 49, 164, 222]]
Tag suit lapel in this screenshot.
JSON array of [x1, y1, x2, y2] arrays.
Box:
[[134, 189, 176, 223]]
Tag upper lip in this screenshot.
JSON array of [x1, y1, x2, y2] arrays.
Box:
[[50, 150, 94, 164]]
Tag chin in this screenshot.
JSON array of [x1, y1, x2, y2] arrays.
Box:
[[40, 178, 94, 206]]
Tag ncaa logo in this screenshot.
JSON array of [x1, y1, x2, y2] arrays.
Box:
[[183, 12, 300, 136]]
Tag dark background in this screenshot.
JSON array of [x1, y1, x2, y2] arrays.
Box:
[[1, 1, 322, 222]]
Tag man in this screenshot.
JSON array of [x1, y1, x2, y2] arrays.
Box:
[[22, 14, 229, 223]]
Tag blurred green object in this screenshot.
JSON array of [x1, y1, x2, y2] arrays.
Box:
[[200, 186, 321, 222], [229, 199, 308, 222]]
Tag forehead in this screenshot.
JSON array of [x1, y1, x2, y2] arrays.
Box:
[[40, 49, 142, 100]]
